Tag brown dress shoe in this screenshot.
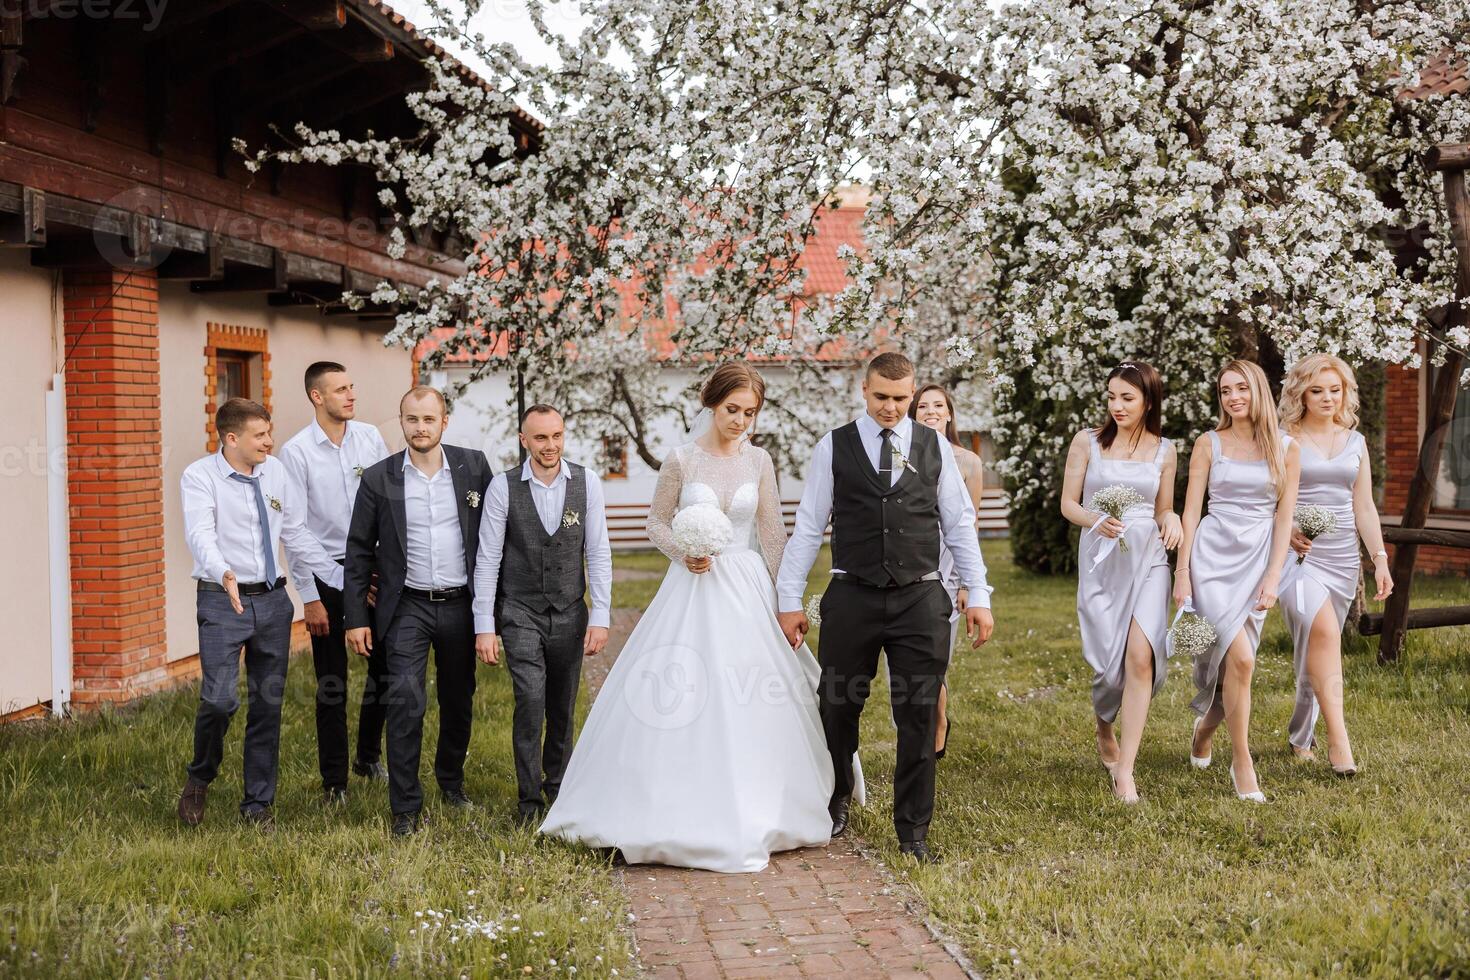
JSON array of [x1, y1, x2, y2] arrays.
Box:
[[177, 777, 208, 826]]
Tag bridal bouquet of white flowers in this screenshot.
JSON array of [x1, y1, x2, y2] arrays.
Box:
[[1293, 504, 1337, 564], [1087, 484, 1147, 553], [671, 503, 733, 559], [1168, 601, 1217, 661]]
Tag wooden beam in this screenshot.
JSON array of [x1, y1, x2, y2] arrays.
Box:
[[1379, 169, 1470, 663], [0, 185, 45, 247], [190, 250, 288, 292], [1427, 144, 1470, 173], [156, 233, 224, 280], [1358, 605, 1470, 636], [1382, 526, 1470, 549], [262, 0, 346, 32]]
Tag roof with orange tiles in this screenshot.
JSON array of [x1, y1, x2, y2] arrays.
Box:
[[1402, 46, 1468, 100], [421, 194, 872, 367]]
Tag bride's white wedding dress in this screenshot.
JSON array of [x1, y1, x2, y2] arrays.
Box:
[[539, 441, 846, 873]]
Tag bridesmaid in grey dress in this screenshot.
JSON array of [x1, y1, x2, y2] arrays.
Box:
[[1061, 361, 1181, 803], [1278, 354, 1393, 776], [1174, 359, 1299, 803]]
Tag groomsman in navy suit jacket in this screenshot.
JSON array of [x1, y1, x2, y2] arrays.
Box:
[[343, 386, 493, 837]]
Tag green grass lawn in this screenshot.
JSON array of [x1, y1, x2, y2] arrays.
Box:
[[826, 542, 1470, 977], [4, 542, 1467, 977], [0, 657, 632, 977]]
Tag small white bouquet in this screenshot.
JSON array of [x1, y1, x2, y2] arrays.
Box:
[[1168, 601, 1217, 661], [804, 593, 823, 627], [1293, 504, 1337, 564], [1087, 484, 1147, 553], [671, 503, 734, 559]]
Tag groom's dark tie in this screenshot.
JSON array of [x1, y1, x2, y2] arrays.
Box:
[[877, 427, 894, 484], [228, 471, 278, 585]]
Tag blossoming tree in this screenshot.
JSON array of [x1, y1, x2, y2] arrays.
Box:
[[245, 0, 1468, 570]]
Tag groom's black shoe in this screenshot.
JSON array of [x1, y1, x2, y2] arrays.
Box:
[[516, 803, 547, 828], [442, 788, 474, 810], [899, 839, 938, 865], [352, 757, 388, 782], [829, 795, 852, 838], [391, 811, 421, 837]]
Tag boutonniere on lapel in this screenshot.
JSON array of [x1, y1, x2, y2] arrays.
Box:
[[561, 509, 582, 530], [466, 490, 482, 509], [353, 465, 365, 478], [267, 495, 283, 512], [890, 449, 918, 475]]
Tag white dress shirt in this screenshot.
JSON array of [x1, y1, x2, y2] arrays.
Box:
[[776, 414, 993, 613], [181, 451, 337, 588], [402, 450, 469, 590], [279, 417, 391, 603], [473, 459, 614, 635]]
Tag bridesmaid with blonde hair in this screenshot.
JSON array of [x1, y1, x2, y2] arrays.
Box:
[[1278, 354, 1393, 776], [1174, 359, 1299, 803], [1061, 361, 1181, 804]]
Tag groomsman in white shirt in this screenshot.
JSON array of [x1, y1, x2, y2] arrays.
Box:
[[177, 398, 338, 828], [280, 362, 392, 804]]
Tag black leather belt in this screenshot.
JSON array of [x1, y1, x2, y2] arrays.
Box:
[[199, 577, 286, 596], [830, 571, 942, 587], [403, 585, 470, 602]]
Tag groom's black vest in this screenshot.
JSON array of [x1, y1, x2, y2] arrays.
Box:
[[497, 462, 588, 614], [829, 421, 943, 588]]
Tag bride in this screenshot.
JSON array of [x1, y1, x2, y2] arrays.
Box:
[[540, 362, 856, 873]]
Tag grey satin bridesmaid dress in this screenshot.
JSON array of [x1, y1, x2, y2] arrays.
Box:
[[1180, 430, 1290, 716], [1076, 430, 1170, 722], [1278, 429, 1365, 749]]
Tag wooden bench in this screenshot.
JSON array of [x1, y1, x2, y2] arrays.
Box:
[[606, 488, 1011, 550]]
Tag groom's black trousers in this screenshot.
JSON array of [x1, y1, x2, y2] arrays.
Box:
[[817, 577, 952, 843]]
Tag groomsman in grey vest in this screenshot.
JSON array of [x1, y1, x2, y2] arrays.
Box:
[[177, 398, 339, 828], [473, 405, 613, 825]]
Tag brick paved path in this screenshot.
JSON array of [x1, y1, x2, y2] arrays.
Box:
[[587, 609, 976, 979]]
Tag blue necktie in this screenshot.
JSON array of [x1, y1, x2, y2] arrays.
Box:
[[229, 472, 278, 585]]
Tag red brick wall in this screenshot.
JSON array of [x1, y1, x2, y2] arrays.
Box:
[[63, 268, 170, 706], [1381, 359, 1470, 574]]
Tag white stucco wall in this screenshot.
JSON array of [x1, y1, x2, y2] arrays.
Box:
[[0, 253, 60, 714], [157, 284, 413, 663]]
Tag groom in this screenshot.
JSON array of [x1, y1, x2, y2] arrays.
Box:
[[777, 352, 995, 863]]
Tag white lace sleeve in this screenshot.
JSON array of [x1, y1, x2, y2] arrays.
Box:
[[646, 448, 685, 561], [754, 448, 787, 581]]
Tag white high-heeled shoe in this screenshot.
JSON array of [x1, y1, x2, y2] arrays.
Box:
[[1190, 716, 1212, 769], [1230, 763, 1267, 804]]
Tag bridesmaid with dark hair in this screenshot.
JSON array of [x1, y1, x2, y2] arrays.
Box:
[[908, 384, 984, 759], [1060, 361, 1180, 803]]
